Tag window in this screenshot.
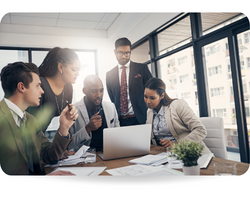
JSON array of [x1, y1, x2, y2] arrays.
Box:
[[181, 92, 191, 99], [244, 32, 250, 43], [201, 13, 244, 35], [158, 46, 199, 116], [246, 107, 250, 117], [210, 87, 224, 97], [157, 15, 192, 55], [180, 74, 189, 83], [247, 57, 250, 68], [178, 56, 187, 65], [212, 108, 227, 118], [130, 40, 150, 63], [203, 37, 240, 156], [208, 65, 222, 76], [167, 59, 176, 74], [240, 56, 244, 69], [206, 44, 220, 56]]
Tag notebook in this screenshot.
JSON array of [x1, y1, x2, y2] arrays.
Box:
[[98, 124, 151, 160]]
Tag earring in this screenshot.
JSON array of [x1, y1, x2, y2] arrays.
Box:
[[60, 71, 62, 74]]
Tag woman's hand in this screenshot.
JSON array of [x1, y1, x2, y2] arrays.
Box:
[[159, 139, 174, 148]]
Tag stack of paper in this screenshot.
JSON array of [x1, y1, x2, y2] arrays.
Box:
[[44, 145, 90, 167], [129, 154, 168, 166]]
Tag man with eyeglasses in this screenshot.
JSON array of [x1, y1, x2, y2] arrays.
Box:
[[106, 37, 152, 126]]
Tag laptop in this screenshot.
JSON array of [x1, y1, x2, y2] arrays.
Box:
[[98, 124, 151, 160]]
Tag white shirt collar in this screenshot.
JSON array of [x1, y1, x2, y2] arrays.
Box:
[[118, 60, 130, 68], [4, 98, 25, 119]]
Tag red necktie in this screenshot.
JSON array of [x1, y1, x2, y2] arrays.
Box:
[[120, 66, 128, 114]]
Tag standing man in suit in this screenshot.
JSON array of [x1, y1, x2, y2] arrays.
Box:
[[0, 62, 78, 175], [106, 37, 153, 126], [68, 75, 120, 152]]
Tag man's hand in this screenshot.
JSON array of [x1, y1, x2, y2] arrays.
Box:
[[85, 112, 102, 134], [58, 104, 78, 136], [159, 139, 174, 148], [48, 170, 75, 176], [60, 150, 76, 160]]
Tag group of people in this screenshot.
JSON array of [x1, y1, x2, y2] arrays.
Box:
[[0, 37, 211, 175]]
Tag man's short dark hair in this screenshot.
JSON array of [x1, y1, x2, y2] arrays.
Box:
[[115, 37, 131, 49], [0, 62, 39, 98]]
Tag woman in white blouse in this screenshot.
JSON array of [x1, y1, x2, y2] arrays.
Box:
[[144, 77, 211, 154]]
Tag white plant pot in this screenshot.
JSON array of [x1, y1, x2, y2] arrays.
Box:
[[182, 164, 200, 175]]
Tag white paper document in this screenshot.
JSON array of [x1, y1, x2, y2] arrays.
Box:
[[44, 145, 90, 167], [106, 165, 183, 176], [49, 167, 106, 176]]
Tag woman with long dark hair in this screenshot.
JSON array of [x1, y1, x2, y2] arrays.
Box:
[[28, 47, 81, 136], [144, 77, 211, 154]]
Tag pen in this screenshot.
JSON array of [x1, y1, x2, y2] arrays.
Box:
[[66, 100, 75, 121], [96, 108, 102, 114], [66, 100, 71, 111]]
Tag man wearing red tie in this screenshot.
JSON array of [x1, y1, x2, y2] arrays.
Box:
[[106, 37, 152, 126]]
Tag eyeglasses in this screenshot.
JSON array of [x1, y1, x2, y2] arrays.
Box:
[[116, 51, 131, 57]]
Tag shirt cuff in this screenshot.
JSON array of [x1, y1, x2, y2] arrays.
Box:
[[58, 130, 70, 139]]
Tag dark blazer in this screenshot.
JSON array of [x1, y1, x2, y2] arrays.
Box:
[[0, 99, 72, 175], [106, 61, 152, 124]]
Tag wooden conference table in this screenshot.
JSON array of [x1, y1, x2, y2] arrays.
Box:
[[44, 145, 249, 175]]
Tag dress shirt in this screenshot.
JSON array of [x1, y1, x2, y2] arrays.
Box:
[[152, 106, 176, 143], [4, 98, 25, 127], [118, 60, 134, 116]]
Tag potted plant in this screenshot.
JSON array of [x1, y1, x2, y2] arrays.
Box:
[[169, 140, 204, 175]]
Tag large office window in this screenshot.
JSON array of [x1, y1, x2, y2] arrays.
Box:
[[131, 40, 150, 63], [237, 30, 250, 149], [201, 13, 244, 35], [203, 38, 241, 158], [132, 12, 249, 162], [159, 47, 199, 116], [157, 15, 192, 55]]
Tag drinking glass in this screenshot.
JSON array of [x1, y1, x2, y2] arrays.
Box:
[[166, 147, 172, 156], [213, 162, 237, 176], [84, 147, 96, 164]]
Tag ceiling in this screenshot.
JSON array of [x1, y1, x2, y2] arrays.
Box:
[[1, 13, 121, 30]]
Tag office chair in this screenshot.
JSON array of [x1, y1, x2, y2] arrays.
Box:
[[200, 117, 228, 159]]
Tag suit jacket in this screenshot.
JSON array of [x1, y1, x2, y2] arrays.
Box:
[[146, 99, 211, 154], [68, 98, 120, 151], [0, 99, 72, 175], [106, 61, 152, 124]]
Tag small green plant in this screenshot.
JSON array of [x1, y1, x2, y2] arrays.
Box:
[[169, 140, 204, 167]]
